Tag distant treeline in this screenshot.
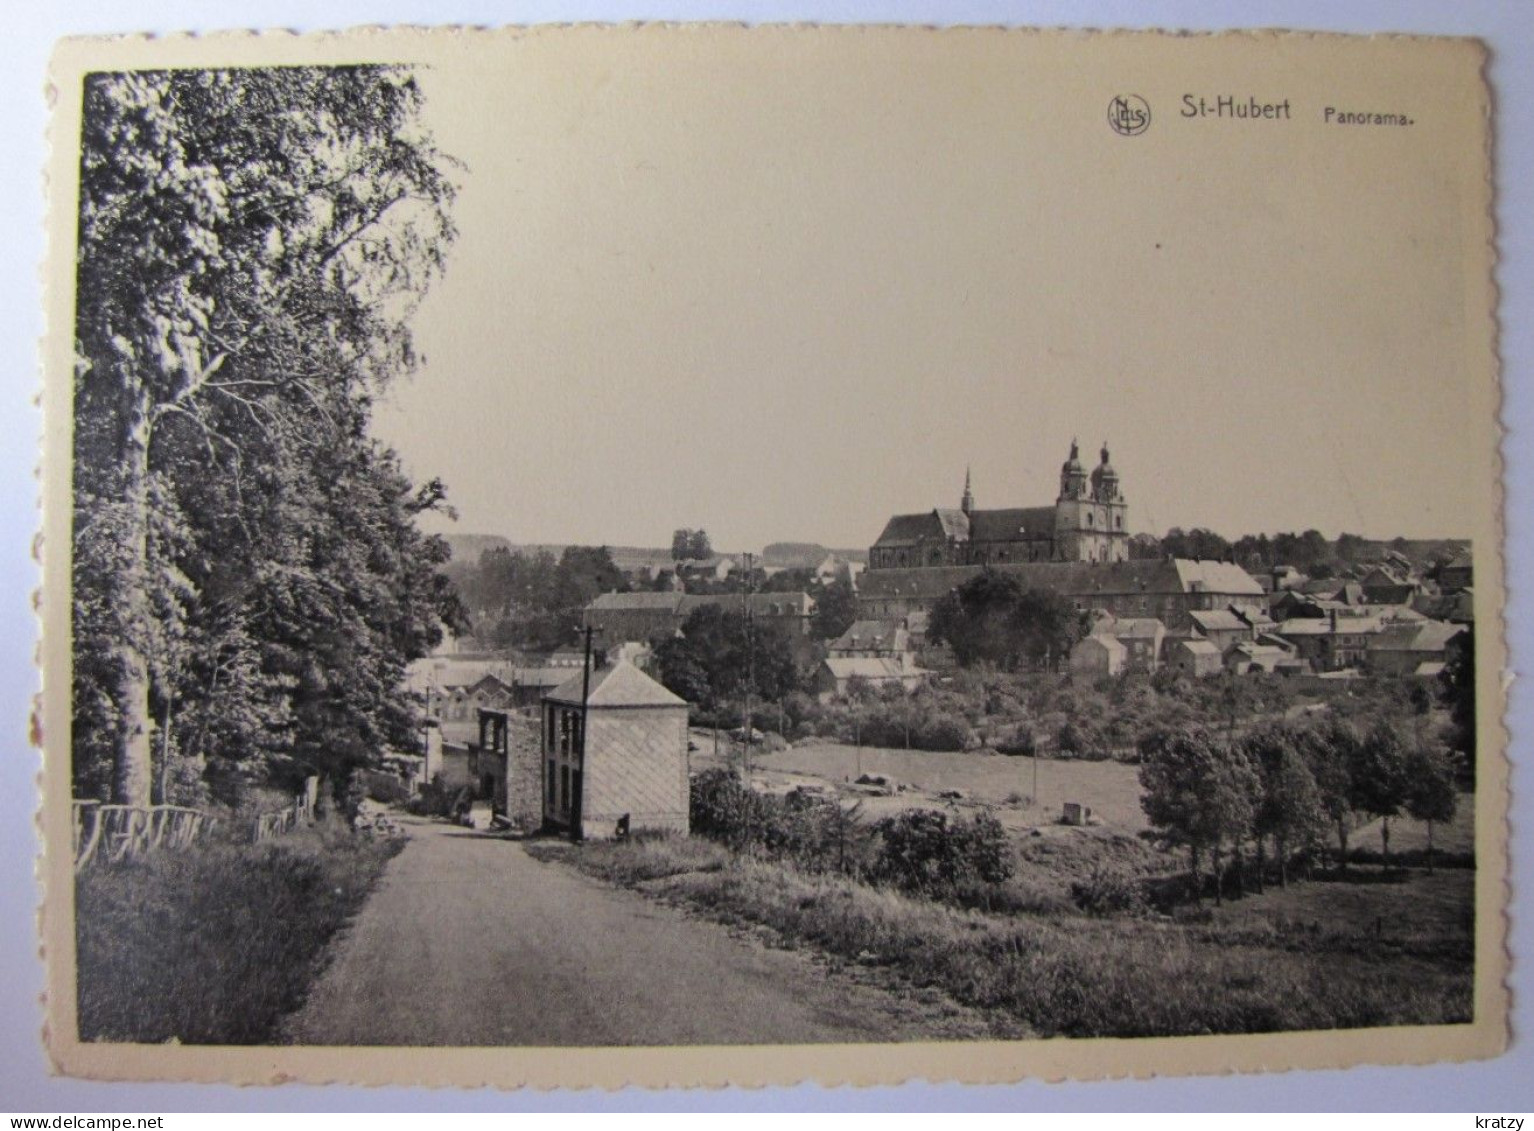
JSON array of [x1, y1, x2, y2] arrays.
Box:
[[1131, 528, 1468, 572]]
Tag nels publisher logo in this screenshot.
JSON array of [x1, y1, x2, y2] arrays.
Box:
[[1107, 94, 1151, 136]]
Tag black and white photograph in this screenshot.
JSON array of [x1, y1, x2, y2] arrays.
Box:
[[36, 23, 1507, 1090]]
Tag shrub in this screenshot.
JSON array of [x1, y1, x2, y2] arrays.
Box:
[[1070, 863, 1148, 915], [915, 713, 976, 752], [1056, 716, 1110, 760], [995, 722, 1038, 757], [872, 808, 1014, 895]]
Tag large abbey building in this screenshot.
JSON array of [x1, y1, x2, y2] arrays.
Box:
[[868, 440, 1130, 570]]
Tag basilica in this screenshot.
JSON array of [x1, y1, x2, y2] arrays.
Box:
[[868, 441, 1130, 570]]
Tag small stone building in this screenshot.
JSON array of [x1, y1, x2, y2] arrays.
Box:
[[471, 708, 543, 830], [1070, 634, 1127, 677], [541, 657, 691, 840]]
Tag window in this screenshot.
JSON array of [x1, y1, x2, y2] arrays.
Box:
[[560, 765, 570, 813], [547, 761, 556, 807], [546, 709, 556, 751]]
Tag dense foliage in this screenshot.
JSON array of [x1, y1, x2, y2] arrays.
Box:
[[928, 571, 1086, 671], [653, 605, 799, 713], [445, 544, 627, 652], [72, 67, 460, 804]]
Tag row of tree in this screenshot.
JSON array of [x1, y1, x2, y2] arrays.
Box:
[[72, 67, 462, 806], [1139, 715, 1459, 897], [444, 545, 627, 652]]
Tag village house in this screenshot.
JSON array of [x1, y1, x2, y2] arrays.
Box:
[[1273, 613, 1384, 671], [1187, 608, 1253, 652], [813, 656, 928, 701], [1366, 620, 1468, 678], [1069, 633, 1128, 678], [541, 656, 691, 840], [1223, 640, 1303, 676], [828, 619, 914, 663], [1164, 636, 1223, 677], [468, 708, 543, 829], [1437, 551, 1473, 593]]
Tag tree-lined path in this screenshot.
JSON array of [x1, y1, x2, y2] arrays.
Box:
[[287, 818, 991, 1046]]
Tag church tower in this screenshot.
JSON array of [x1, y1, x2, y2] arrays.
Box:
[[1055, 439, 1129, 562], [960, 466, 974, 517]]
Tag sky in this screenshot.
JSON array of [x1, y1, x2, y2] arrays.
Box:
[[367, 28, 1495, 553]]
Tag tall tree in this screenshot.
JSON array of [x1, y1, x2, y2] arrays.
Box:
[[1139, 724, 1260, 901], [810, 576, 858, 641], [1405, 742, 1459, 873], [73, 67, 458, 804], [1244, 722, 1327, 886], [1348, 721, 1412, 872]]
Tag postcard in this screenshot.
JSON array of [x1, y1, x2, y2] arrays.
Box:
[[39, 25, 1505, 1087]]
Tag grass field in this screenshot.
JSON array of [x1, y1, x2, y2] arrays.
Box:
[[561, 835, 1473, 1038], [712, 738, 1476, 859]]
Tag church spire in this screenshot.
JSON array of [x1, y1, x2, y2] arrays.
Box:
[[960, 466, 974, 516]]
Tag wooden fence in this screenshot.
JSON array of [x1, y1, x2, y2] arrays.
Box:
[[73, 777, 318, 870], [72, 801, 209, 873], [252, 778, 318, 843]]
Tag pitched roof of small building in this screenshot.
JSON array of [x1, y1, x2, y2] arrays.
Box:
[[1368, 620, 1466, 653], [1171, 638, 1221, 656], [820, 657, 916, 680], [1189, 609, 1248, 633], [1075, 634, 1128, 658], [830, 620, 909, 652], [544, 659, 688, 709]]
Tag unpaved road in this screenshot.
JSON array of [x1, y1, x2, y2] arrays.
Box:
[[288, 817, 994, 1046]]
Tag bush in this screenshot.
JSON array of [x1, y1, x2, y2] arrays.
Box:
[[1056, 717, 1110, 760], [995, 722, 1038, 757], [689, 768, 871, 875], [1070, 863, 1148, 915], [914, 712, 976, 752], [872, 808, 1014, 895]]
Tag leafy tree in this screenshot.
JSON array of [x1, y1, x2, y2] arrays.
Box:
[[1439, 629, 1476, 779], [653, 605, 798, 712], [1405, 742, 1459, 873], [810, 576, 858, 640], [1159, 527, 1232, 562], [1244, 723, 1327, 886], [1297, 714, 1360, 870], [73, 67, 459, 804], [1348, 721, 1412, 871], [1139, 725, 1260, 901], [670, 528, 712, 560], [929, 570, 1083, 671]]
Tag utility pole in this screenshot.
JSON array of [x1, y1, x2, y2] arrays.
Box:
[[741, 551, 756, 785], [575, 621, 597, 843]]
